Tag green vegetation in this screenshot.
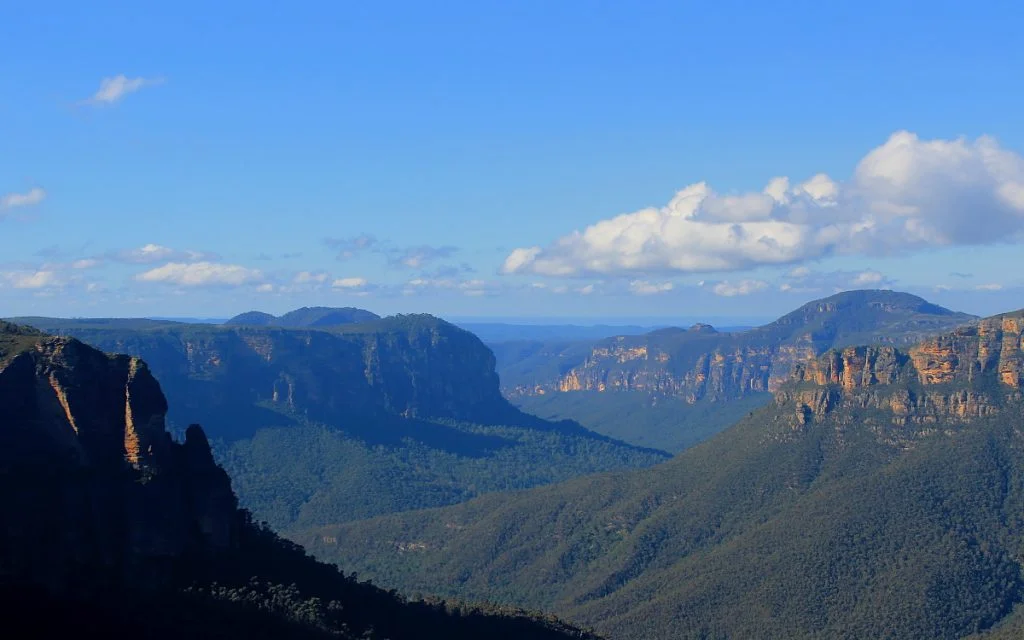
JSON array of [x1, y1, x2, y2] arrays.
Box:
[[10, 312, 667, 529], [0, 321, 600, 639], [513, 390, 772, 452], [301, 351, 1024, 639], [225, 306, 381, 327], [219, 418, 666, 531], [493, 290, 976, 453], [0, 320, 43, 365]]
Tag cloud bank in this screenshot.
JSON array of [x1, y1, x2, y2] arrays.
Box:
[[502, 131, 1024, 277]]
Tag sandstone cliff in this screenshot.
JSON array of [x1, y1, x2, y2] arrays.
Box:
[[0, 323, 238, 592], [24, 314, 520, 441], [506, 290, 975, 405], [774, 310, 1024, 446]]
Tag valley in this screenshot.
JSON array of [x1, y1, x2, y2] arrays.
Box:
[[300, 306, 1024, 639], [493, 290, 976, 452]]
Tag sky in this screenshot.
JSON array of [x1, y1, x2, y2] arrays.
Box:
[[3, 0, 1024, 322]]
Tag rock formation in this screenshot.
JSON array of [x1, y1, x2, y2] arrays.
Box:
[[0, 323, 238, 593]]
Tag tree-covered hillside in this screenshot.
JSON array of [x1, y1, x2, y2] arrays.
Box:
[[11, 313, 667, 529], [301, 309, 1024, 639], [495, 290, 975, 452], [0, 323, 599, 639]]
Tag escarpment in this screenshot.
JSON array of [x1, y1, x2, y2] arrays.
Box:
[[504, 290, 976, 404], [776, 310, 1024, 438], [20, 314, 519, 441], [0, 324, 238, 592]]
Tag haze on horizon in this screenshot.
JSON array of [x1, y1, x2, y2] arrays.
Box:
[[3, 1, 1024, 320]]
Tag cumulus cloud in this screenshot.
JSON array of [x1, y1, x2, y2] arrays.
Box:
[[293, 271, 330, 285], [712, 279, 769, 297], [0, 270, 61, 289], [135, 262, 264, 286], [1, 187, 46, 210], [852, 269, 885, 286], [503, 131, 1024, 277], [83, 75, 163, 105]]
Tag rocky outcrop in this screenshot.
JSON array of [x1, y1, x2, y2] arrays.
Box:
[[505, 290, 975, 404], [29, 315, 519, 441], [0, 325, 238, 592], [775, 310, 1024, 436]]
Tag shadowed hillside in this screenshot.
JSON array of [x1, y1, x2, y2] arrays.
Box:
[[303, 308, 1024, 639], [0, 321, 601, 639]]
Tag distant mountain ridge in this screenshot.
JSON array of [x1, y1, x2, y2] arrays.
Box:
[[505, 290, 976, 400], [304, 306, 1024, 640], [10, 313, 666, 530], [0, 322, 601, 639], [503, 290, 977, 451], [225, 306, 380, 327]]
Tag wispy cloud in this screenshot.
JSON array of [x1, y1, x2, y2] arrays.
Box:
[[387, 245, 459, 269], [135, 262, 264, 287], [1, 187, 46, 210], [711, 279, 769, 297], [107, 243, 219, 264], [83, 75, 164, 106], [629, 280, 674, 295], [0, 270, 61, 290], [325, 234, 378, 260]]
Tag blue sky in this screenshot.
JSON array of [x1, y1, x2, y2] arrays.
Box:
[[3, 0, 1024, 321]]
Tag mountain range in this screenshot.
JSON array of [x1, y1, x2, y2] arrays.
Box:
[[10, 312, 666, 531], [0, 320, 596, 639], [300, 306, 1024, 639], [496, 290, 977, 451]]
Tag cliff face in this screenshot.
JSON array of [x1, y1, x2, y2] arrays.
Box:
[[507, 291, 974, 404], [26, 315, 515, 441], [775, 311, 1024, 442], [0, 325, 238, 592]]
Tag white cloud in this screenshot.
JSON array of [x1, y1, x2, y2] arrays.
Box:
[[72, 258, 101, 269], [294, 271, 330, 285], [712, 279, 769, 297], [135, 262, 263, 287], [332, 277, 369, 289], [402, 277, 498, 297], [852, 269, 885, 286], [503, 131, 1024, 277], [629, 280, 674, 295], [1, 187, 46, 210], [255, 283, 275, 293], [110, 244, 217, 264], [975, 283, 1003, 291], [389, 245, 458, 269], [84, 75, 163, 105], [0, 270, 61, 289]]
